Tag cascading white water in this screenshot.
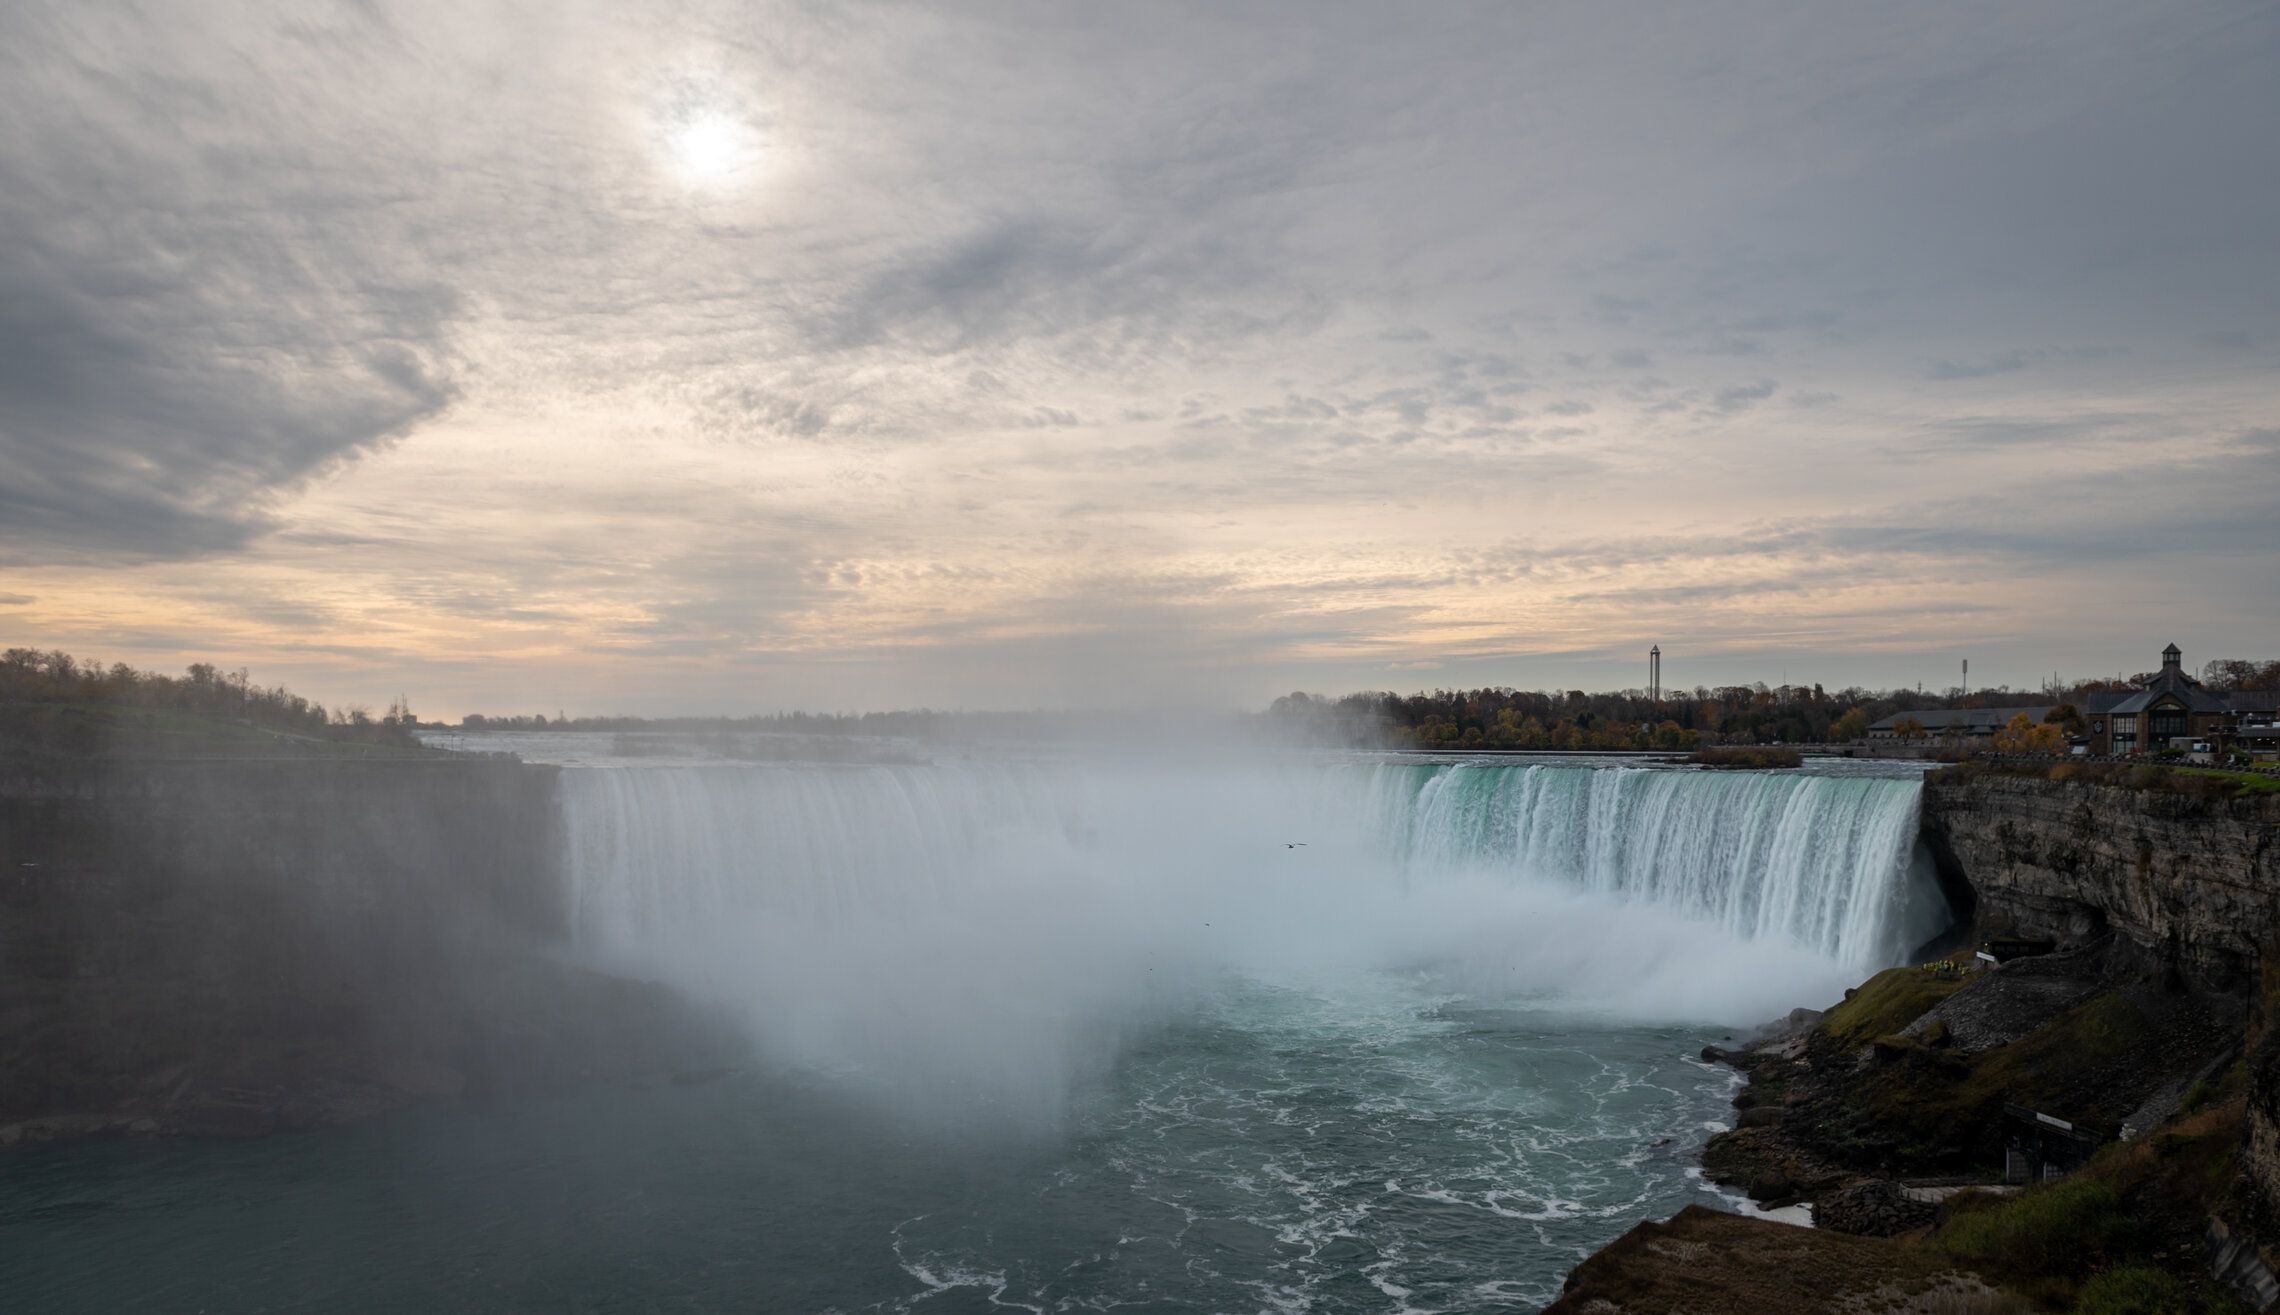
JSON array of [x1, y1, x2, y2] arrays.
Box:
[[562, 758, 1096, 937], [1359, 762, 1944, 968], [554, 754, 1948, 1111]]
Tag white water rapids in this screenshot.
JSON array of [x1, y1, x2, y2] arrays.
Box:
[[554, 754, 1947, 1119]]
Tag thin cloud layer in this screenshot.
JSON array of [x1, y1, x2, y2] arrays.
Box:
[[0, 4, 465, 559], [2, 0, 2274, 707]]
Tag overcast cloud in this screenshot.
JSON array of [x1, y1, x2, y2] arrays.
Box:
[[2, 0, 2274, 711]]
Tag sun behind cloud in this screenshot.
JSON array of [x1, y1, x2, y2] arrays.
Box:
[[666, 110, 751, 185]]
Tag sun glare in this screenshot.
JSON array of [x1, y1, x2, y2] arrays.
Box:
[[667, 112, 749, 185]]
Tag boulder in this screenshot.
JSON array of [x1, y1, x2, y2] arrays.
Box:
[[1747, 1171, 1795, 1202], [1812, 1180, 1939, 1236]]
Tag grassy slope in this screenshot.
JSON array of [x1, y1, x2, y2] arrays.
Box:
[[1940, 758, 2280, 799], [1644, 970, 2261, 1314], [1608, 1096, 2260, 1314], [1934, 1088, 2255, 1313], [2175, 767, 2280, 796], [1819, 965, 1973, 1050], [1543, 1204, 2003, 1315], [1837, 989, 2157, 1162]]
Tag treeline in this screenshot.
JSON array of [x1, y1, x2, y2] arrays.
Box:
[[1263, 687, 1872, 750], [0, 648, 419, 747], [1266, 658, 2278, 750], [2200, 659, 2280, 691]]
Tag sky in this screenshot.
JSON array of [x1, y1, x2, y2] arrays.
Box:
[[1, 0, 2275, 717]]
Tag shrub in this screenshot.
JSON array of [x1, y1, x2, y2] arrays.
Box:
[[2072, 1265, 2196, 1315], [1939, 1177, 2133, 1279]]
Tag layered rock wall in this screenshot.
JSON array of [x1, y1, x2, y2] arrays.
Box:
[[1920, 773, 2280, 989], [1923, 770, 2280, 1251]]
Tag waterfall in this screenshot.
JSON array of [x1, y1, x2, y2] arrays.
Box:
[[559, 757, 1944, 972], [559, 758, 1095, 940], [551, 756, 1947, 1100], [1360, 762, 1943, 969]]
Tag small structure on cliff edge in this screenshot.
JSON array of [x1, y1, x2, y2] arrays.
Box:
[[2001, 1102, 2101, 1181], [2083, 643, 2234, 756]]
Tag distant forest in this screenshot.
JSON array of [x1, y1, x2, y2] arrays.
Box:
[[6, 646, 2276, 754], [0, 648, 421, 749]]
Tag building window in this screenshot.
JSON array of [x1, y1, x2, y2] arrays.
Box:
[[2151, 710, 2186, 737], [2111, 716, 2135, 735], [2092, 720, 2104, 734]]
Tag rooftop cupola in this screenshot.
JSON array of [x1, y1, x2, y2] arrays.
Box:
[[2163, 642, 2182, 670]]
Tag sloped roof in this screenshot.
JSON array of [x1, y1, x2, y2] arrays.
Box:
[[1869, 706, 2055, 733], [2107, 654, 2230, 715], [2109, 686, 2230, 715]]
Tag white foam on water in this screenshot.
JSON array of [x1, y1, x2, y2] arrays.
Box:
[[1051, 970, 1748, 1312]]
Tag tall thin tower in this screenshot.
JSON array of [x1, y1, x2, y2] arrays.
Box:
[[1649, 645, 1661, 704]]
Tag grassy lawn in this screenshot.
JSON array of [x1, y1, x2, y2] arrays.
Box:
[[2174, 767, 2280, 795]]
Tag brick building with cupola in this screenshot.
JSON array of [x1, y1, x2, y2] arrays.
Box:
[[2082, 644, 2234, 756]]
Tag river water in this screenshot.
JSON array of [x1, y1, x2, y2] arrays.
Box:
[[0, 750, 1942, 1313]]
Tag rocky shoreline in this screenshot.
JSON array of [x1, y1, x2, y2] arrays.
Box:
[[1549, 766, 2280, 1314]]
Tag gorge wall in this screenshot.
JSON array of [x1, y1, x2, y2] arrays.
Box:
[[1923, 769, 2280, 1266], [0, 756, 727, 1139], [1921, 770, 2280, 989]]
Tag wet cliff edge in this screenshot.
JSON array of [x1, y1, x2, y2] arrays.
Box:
[[0, 754, 735, 1144], [1549, 765, 2280, 1314]]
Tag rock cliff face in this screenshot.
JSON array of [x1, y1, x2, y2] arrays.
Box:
[[1923, 770, 2280, 1289], [1920, 772, 2280, 989], [0, 756, 730, 1139]]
